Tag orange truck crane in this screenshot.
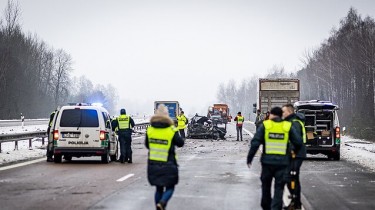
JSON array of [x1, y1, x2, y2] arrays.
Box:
[[207, 104, 231, 124]]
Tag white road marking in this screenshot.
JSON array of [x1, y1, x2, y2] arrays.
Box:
[[243, 128, 254, 138], [0, 158, 45, 171], [116, 173, 135, 182]]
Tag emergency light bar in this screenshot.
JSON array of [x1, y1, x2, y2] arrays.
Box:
[[66, 102, 103, 107]]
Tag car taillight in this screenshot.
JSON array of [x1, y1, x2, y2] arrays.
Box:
[[335, 127, 340, 138], [100, 131, 106, 140], [53, 130, 59, 140]]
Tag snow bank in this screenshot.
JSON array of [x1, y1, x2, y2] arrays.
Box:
[[0, 138, 46, 165], [341, 136, 375, 171]]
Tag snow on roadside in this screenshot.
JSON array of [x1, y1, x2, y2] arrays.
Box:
[[0, 138, 46, 165], [341, 136, 375, 171], [0, 124, 48, 135]]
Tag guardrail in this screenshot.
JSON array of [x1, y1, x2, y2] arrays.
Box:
[[0, 131, 47, 153], [0, 122, 150, 153]]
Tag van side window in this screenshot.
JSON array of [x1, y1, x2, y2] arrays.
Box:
[[60, 109, 99, 127], [102, 112, 111, 129]]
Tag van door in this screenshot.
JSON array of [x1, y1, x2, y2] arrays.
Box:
[[58, 108, 101, 148], [102, 112, 116, 154]]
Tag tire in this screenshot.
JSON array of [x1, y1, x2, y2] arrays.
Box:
[[333, 152, 340, 161], [64, 156, 72, 161], [110, 149, 118, 162], [101, 151, 110, 164], [54, 154, 62, 163]]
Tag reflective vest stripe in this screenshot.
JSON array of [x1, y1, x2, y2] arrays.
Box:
[[293, 119, 306, 143], [147, 126, 176, 162], [118, 114, 131, 129], [264, 120, 291, 155]]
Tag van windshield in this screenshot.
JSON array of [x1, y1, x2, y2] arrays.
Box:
[[60, 109, 99, 127]]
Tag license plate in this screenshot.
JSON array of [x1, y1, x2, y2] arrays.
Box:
[[62, 133, 80, 138]]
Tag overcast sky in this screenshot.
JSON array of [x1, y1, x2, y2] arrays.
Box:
[[1, 0, 375, 116]]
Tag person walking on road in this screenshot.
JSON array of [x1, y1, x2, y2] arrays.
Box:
[[145, 104, 184, 210], [247, 107, 302, 210], [113, 108, 135, 163], [234, 112, 244, 141], [176, 111, 188, 139], [282, 104, 306, 210]]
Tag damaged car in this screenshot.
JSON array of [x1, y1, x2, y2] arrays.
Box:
[[187, 115, 226, 140]]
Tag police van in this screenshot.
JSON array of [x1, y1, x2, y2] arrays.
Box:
[[294, 100, 341, 160], [51, 103, 118, 163]]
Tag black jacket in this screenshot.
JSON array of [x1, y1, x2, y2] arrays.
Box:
[[145, 114, 184, 187], [284, 113, 307, 158], [247, 117, 302, 166]]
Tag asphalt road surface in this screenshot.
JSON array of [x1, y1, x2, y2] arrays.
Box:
[[0, 122, 374, 210], [0, 119, 49, 127]]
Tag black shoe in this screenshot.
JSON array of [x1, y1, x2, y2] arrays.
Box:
[[156, 201, 166, 210], [236, 140, 239, 141], [46, 157, 54, 162], [128, 160, 132, 164]]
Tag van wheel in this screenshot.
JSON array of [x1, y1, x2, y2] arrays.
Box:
[[333, 152, 340, 161], [101, 152, 110, 164], [54, 155, 62, 163], [110, 149, 118, 162], [64, 156, 72, 161]]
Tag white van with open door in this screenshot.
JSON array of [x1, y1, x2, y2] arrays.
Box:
[[52, 103, 118, 163]]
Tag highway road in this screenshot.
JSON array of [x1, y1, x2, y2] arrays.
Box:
[[0, 122, 374, 210]]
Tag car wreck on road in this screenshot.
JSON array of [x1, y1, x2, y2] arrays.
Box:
[[187, 115, 226, 140]]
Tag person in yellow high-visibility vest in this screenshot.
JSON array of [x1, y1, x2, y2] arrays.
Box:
[[234, 112, 245, 141], [145, 104, 184, 210], [176, 111, 188, 139], [247, 107, 302, 210], [282, 104, 307, 210], [113, 108, 135, 163]]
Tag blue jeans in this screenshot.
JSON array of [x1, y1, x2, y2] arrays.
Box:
[[155, 186, 175, 205]]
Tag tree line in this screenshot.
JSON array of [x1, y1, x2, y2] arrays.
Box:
[[217, 8, 375, 140], [0, 1, 118, 119]]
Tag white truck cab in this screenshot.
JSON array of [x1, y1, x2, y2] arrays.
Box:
[[51, 103, 118, 163]]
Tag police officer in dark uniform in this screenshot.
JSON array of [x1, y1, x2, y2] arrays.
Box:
[[247, 107, 302, 210], [282, 104, 306, 210], [113, 109, 135, 163], [46, 110, 57, 162]]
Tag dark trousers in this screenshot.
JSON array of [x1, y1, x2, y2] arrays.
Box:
[[236, 126, 243, 141], [118, 133, 132, 162], [155, 185, 175, 206], [261, 164, 287, 210], [46, 127, 53, 158], [179, 129, 185, 139], [287, 158, 303, 207]]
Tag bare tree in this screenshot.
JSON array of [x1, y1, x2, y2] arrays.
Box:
[[52, 49, 72, 107]]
